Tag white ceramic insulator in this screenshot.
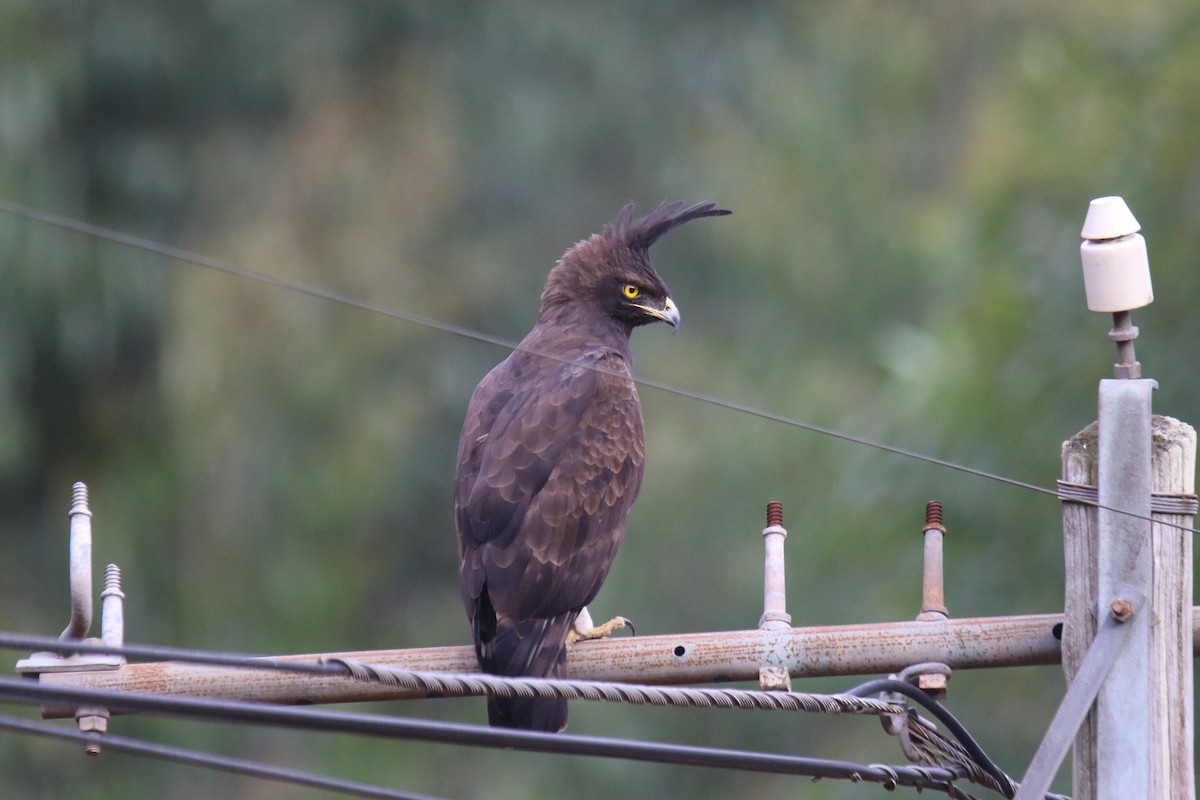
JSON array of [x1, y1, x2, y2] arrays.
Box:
[[1080, 233, 1153, 313], [1079, 197, 1152, 313], [1080, 195, 1141, 240]]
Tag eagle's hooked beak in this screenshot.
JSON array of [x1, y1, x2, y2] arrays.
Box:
[[637, 296, 680, 328]]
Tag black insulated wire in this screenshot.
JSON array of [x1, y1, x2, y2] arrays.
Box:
[[849, 678, 1014, 795], [0, 676, 981, 797], [0, 713, 448, 800], [0, 631, 1037, 797], [847, 678, 1068, 800]]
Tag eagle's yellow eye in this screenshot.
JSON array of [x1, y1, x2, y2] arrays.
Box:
[[622, 284, 641, 299]]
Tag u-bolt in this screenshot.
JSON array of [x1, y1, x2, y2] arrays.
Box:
[[60, 482, 94, 643]]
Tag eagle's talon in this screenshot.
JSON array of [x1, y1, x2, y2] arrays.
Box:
[[568, 613, 633, 644]]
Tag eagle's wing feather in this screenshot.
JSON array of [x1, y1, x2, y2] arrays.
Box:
[[456, 348, 643, 624]]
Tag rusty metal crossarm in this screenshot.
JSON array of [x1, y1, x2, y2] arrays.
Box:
[[14, 605, 1200, 719], [11, 612, 1069, 717]]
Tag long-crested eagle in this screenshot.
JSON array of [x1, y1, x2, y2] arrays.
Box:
[[453, 200, 730, 731]]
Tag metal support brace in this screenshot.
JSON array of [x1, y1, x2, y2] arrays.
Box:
[[1014, 588, 1145, 800], [1095, 378, 1155, 799]]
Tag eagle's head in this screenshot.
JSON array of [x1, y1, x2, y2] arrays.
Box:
[[539, 201, 731, 334]]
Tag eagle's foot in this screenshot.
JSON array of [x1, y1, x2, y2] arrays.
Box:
[[568, 607, 634, 644]]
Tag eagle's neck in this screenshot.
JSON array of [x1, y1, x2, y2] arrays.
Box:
[[529, 303, 634, 357]]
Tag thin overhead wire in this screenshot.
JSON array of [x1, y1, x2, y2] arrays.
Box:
[[0, 199, 509, 351], [6, 196, 1184, 531], [0, 199, 1060, 498], [0, 202, 1132, 797], [0, 713, 447, 800], [0, 676, 987, 798]]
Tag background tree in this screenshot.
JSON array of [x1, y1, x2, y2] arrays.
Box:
[[2, 2, 1198, 797]]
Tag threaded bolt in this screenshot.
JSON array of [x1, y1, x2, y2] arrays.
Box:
[[759, 500, 790, 635], [70, 482, 92, 518], [102, 564, 124, 598], [918, 500, 948, 622], [924, 500, 945, 532], [101, 563, 126, 649], [766, 501, 784, 528]]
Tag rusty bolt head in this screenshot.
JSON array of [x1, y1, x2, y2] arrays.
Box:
[[1110, 597, 1136, 622], [918, 673, 948, 697], [923, 500, 946, 533]]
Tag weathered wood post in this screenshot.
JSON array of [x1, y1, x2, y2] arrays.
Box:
[[1059, 197, 1196, 800], [1062, 416, 1195, 800]]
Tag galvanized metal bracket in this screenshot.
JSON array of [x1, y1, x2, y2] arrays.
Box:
[[1013, 587, 1145, 800], [1094, 378, 1155, 799], [13, 482, 127, 753], [14, 648, 123, 674], [12, 483, 126, 674]]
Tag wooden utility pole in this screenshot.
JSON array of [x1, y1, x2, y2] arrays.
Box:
[[1057, 196, 1196, 800], [1062, 415, 1196, 800]]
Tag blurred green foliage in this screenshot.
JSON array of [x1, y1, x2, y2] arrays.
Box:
[[2, 1, 1199, 798]]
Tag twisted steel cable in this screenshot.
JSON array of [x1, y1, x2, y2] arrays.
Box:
[[326, 657, 904, 716]]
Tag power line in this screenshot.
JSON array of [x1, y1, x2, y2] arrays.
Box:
[[0, 199, 510, 351], [0, 631, 1046, 798], [0, 713, 446, 800], [328, 656, 901, 715], [0, 202, 1092, 797], [0, 201, 1089, 497], [0, 676, 988, 798], [1, 198, 1193, 535]]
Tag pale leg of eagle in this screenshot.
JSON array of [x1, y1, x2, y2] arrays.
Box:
[[567, 605, 633, 644]]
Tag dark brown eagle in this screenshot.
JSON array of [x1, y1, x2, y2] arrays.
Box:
[[453, 200, 730, 731]]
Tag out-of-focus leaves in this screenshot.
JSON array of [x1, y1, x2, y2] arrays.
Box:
[[3, 1, 1199, 797]]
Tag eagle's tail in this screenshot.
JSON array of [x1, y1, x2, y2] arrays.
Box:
[[487, 693, 567, 732], [477, 607, 575, 732]]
